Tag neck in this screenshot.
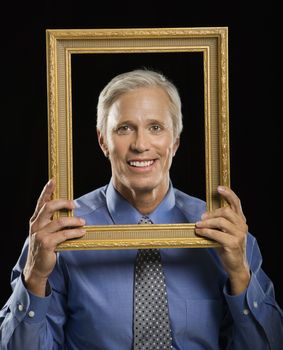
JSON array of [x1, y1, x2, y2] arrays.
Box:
[[113, 179, 169, 215], [128, 190, 164, 215]]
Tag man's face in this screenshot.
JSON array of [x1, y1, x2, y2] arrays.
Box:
[[98, 87, 179, 199]]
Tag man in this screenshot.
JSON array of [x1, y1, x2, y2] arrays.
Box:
[[0, 69, 282, 349]]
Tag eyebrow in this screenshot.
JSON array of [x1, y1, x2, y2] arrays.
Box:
[[146, 118, 167, 125], [116, 118, 167, 126]]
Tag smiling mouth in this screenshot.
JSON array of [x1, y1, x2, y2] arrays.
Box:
[[128, 160, 154, 167]]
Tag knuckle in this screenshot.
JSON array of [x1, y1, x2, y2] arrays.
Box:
[[230, 237, 240, 250], [30, 231, 39, 242], [57, 217, 67, 227], [44, 201, 52, 211], [222, 206, 230, 215], [30, 231, 48, 248], [243, 222, 249, 234], [61, 229, 71, 239], [29, 215, 36, 224], [238, 221, 248, 234], [230, 241, 238, 250], [30, 220, 37, 232], [236, 198, 242, 207], [40, 236, 51, 250], [203, 228, 213, 236], [218, 218, 227, 230]]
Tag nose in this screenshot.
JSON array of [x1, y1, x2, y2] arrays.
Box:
[[130, 129, 150, 153]]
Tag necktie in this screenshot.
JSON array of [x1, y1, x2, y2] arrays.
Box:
[[133, 216, 173, 349]]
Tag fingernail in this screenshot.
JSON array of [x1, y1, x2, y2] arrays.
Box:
[[217, 186, 225, 192], [195, 221, 201, 227], [80, 218, 86, 225], [201, 213, 207, 219]]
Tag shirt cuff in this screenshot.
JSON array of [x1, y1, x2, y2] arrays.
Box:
[[11, 273, 52, 324], [224, 272, 265, 324]]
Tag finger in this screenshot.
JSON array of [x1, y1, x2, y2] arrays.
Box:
[[195, 227, 229, 244], [31, 179, 56, 222], [196, 217, 237, 235], [50, 227, 86, 246], [34, 216, 85, 235], [217, 186, 246, 220], [201, 206, 245, 226], [36, 227, 86, 250], [195, 226, 241, 247], [31, 199, 75, 233]]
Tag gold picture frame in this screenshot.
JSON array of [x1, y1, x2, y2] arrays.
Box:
[[46, 27, 230, 251]]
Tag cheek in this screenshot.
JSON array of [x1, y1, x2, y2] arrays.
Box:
[[154, 137, 176, 157], [108, 136, 128, 159]]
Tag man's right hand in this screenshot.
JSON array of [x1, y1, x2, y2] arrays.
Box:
[[23, 178, 86, 297]]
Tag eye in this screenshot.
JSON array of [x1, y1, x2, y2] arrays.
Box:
[[116, 125, 133, 135], [149, 124, 162, 133]]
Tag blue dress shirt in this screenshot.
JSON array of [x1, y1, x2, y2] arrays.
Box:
[[0, 181, 282, 349]]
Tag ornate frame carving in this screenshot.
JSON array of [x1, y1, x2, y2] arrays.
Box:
[[46, 27, 230, 251]]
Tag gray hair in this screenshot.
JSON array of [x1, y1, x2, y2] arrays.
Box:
[[96, 69, 183, 139]]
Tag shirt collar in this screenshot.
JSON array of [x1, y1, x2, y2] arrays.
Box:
[[106, 179, 176, 224]]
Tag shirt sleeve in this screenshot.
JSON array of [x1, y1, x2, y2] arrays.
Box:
[[0, 239, 67, 350], [0, 274, 54, 349], [224, 236, 283, 350]]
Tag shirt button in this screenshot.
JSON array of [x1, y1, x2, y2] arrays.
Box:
[[28, 310, 35, 318], [243, 308, 250, 315], [18, 304, 24, 312], [253, 301, 258, 308]]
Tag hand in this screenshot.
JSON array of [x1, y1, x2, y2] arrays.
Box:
[[23, 178, 86, 296], [195, 186, 250, 295]]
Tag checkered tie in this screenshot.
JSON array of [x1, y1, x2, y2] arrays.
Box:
[[133, 216, 173, 349]]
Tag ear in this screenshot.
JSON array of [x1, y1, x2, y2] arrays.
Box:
[[97, 129, 109, 158], [172, 137, 180, 156]]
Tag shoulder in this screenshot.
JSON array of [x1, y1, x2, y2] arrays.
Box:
[[74, 185, 108, 217], [173, 188, 207, 222]]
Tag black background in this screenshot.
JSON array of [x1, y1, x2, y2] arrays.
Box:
[[1, 1, 280, 308], [72, 52, 206, 200]]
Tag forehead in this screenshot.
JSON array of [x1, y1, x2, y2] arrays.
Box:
[[109, 87, 171, 118], [117, 86, 169, 100]]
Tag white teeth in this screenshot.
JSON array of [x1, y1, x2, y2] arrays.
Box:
[[129, 160, 154, 167]]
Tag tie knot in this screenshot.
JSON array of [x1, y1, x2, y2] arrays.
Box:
[[138, 216, 153, 224]]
